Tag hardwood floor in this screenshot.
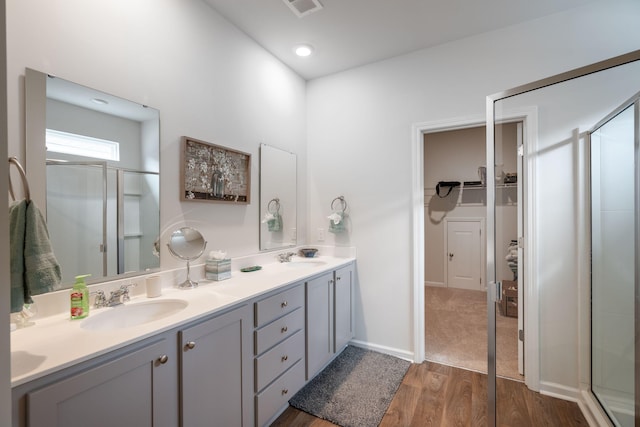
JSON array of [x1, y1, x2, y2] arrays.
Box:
[[270, 361, 589, 427]]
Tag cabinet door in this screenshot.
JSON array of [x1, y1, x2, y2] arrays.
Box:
[[305, 272, 333, 379], [27, 338, 176, 427], [180, 304, 252, 427], [334, 264, 354, 352]]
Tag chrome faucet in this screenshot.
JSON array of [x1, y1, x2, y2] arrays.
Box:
[[92, 290, 108, 309], [277, 252, 296, 263], [93, 283, 137, 308]]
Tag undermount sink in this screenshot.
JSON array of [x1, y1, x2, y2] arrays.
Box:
[[81, 299, 188, 331]]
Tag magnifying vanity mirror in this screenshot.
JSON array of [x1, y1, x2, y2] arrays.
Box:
[[259, 144, 297, 250], [25, 68, 161, 289], [167, 227, 207, 289]]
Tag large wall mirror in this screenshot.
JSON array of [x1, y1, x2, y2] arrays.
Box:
[[259, 144, 296, 250], [25, 68, 160, 289]]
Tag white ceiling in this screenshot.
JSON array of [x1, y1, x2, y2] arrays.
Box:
[[203, 0, 595, 80]]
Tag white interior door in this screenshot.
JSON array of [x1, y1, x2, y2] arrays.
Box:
[[445, 219, 483, 290]]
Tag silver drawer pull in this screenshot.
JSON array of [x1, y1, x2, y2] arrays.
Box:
[[157, 355, 169, 364], [185, 341, 196, 350], [281, 355, 288, 362], [281, 326, 288, 333], [281, 300, 288, 308], [282, 389, 289, 395]]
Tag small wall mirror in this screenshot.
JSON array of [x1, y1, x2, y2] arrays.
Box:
[[167, 227, 207, 289], [25, 68, 161, 289], [259, 144, 297, 250]]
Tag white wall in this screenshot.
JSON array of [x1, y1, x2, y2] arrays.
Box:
[[6, 0, 308, 271], [306, 0, 640, 392]]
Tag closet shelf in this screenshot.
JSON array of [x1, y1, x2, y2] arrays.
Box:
[[424, 183, 517, 192]]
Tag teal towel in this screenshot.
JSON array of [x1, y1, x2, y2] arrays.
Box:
[[268, 212, 282, 232], [328, 211, 346, 234], [10, 200, 27, 313], [9, 200, 62, 313]]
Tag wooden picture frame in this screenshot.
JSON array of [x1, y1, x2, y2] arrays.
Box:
[[180, 136, 251, 204]]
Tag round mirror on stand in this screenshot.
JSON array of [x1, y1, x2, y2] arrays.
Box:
[[167, 227, 207, 289]]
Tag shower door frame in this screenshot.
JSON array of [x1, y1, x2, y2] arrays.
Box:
[[486, 49, 640, 426], [587, 93, 639, 426]]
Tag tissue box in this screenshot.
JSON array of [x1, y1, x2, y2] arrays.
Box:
[[206, 259, 231, 281]]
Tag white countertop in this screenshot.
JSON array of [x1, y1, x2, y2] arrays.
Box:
[[11, 255, 355, 387]]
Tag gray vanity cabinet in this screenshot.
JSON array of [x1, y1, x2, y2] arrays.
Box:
[[254, 283, 306, 427], [180, 304, 253, 427], [306, 263, 355, 380], [334, 264, 354, 352], [305, 271, 334, 379], [23, 337, 177, 427]]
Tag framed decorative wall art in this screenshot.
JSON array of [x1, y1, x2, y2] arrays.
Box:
[[180, 136, 251, 204]]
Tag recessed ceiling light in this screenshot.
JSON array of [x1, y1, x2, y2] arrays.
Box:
[[294, 44, 314, 57], [92, 98, 109, 105]]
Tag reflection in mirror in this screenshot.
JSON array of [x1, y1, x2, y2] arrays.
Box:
[[25, 68, 160, 289], [167, 227, 207, 289], [259, 144, 297, 250]]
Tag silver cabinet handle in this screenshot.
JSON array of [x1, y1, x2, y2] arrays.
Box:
[[281, 301, 288, 308], [281, 326, 288, 333], [157, 355, 169, 364], [185, 341, 196, 350], [281, 355, 288, 362], [337, 276, 341, 281]]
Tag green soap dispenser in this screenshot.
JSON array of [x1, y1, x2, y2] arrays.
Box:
[[70, 274, 91, 320]]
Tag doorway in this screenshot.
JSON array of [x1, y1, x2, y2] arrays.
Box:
[[422, 123, 524, 381]]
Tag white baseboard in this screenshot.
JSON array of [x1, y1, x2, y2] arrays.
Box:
[[539, 380, 581, 402], [539, 381, 609, 426], [578, 389, 614, 427], [349, 339, 415, 362], [425, 281, 445, 288]]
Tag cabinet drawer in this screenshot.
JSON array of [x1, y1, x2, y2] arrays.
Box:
[[255, 285, 304, 327], [255, 307, 304, 356], [256, 359, 305, 427], [255, 330, 304, 392]]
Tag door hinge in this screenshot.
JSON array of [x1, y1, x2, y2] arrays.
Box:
[[518, 237, 524, 248], [518, 144, 524, 157], [519, 329, 524, 342]]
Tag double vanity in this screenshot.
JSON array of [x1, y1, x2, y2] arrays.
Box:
[[16, 67, 352, 427], [11, 254, 356, 427]]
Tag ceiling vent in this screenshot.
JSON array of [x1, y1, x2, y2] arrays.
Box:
[[283, 0, 323, 18]]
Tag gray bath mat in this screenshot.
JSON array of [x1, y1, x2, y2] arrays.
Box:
[[289, 345, 411, 427]]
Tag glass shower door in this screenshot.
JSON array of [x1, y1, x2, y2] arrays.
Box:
[[590, 102, 637, 427], [487, 50, 640, 427], [46, 161, 107, 284]]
